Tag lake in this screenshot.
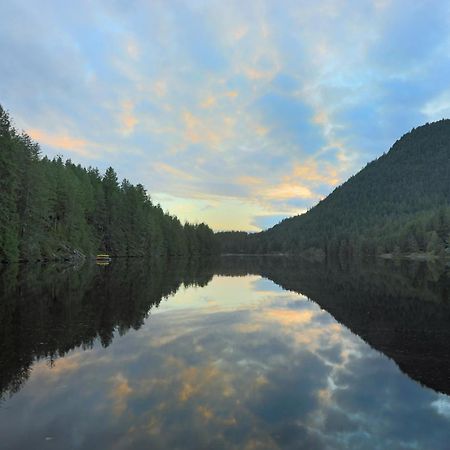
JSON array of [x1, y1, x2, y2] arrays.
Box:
[[0, 256, 449, 449]]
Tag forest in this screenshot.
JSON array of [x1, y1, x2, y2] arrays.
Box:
[[0, 105, 217, 262], [2, 104, 450, 262], [218, 120, 450, 258]]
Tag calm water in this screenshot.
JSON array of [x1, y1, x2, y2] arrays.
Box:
[[0, 257, 449, 449]]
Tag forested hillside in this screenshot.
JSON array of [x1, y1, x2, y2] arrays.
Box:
[[0, 106, 216, 262], [218, 120, 450, 257]]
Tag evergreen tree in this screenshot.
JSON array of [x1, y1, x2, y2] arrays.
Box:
[[217, 120, 450, 259], [0, 105, 216, 261]]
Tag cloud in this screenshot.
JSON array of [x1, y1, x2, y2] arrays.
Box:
[[119, 100, 139, 135], [153, 162, 197, 181], [28, 128, 97, 159], [1, 0, 450, 230], [266, 308, 315, 325], [422, 90, 450, 121], [2, 273, 449, 449], [109, 373, 133, 416], [125, 37, 140, 60], [265, 182, 315, 201]]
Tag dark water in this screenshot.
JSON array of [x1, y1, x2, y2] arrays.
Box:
[[0, 256, 449, 450]]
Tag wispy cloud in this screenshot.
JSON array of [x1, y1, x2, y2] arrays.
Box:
[[1, 0, 449, 229], [28, 128, 97, 159]]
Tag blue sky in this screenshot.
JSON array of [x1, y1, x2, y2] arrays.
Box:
[[1, 0, 450, 230]]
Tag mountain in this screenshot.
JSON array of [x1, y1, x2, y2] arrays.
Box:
[[218, 120, 450, 258]]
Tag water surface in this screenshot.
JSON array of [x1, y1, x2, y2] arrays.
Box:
[[0, 257, 449, 449]]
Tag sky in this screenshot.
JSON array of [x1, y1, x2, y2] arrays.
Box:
[[1, 0, 450, 231]]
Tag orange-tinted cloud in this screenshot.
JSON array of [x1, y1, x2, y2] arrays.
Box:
[[182, 110, 233, 149], [120, 100, 138, 135], [109, 373, 133, 416], [266, 182, 315, 200], [178, 365, 222, 402], [225, 91, 238, 98], [28, 128, 95, 158], [154, 162, 196, 181], [236, 175, 264, 186], [292, 161, 340, 186], [201, 96, 217, 108], [266, 309, 315, 325]]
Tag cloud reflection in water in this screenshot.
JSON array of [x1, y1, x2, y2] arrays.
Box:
[[1, 274, 449, 450]]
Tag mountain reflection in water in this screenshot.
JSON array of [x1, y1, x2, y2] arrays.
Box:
[[0, 256, 449, 450]]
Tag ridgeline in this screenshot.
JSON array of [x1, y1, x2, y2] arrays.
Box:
[[2, 105, 449, 262], [0, 105, 217, 262], [218, 120, 450, 258]]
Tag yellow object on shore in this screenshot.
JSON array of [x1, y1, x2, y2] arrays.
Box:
[[96, 261, 110, 266], [96, 254, 111, 266]]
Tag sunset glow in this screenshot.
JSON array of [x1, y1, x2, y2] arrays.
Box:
[[2, 0, 449, 230]]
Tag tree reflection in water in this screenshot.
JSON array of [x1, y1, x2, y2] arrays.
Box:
[[0, 256, 449, 450]]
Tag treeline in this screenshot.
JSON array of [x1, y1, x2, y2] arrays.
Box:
[[217, 120, 450, 258], [0, 106, 217, 262]]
